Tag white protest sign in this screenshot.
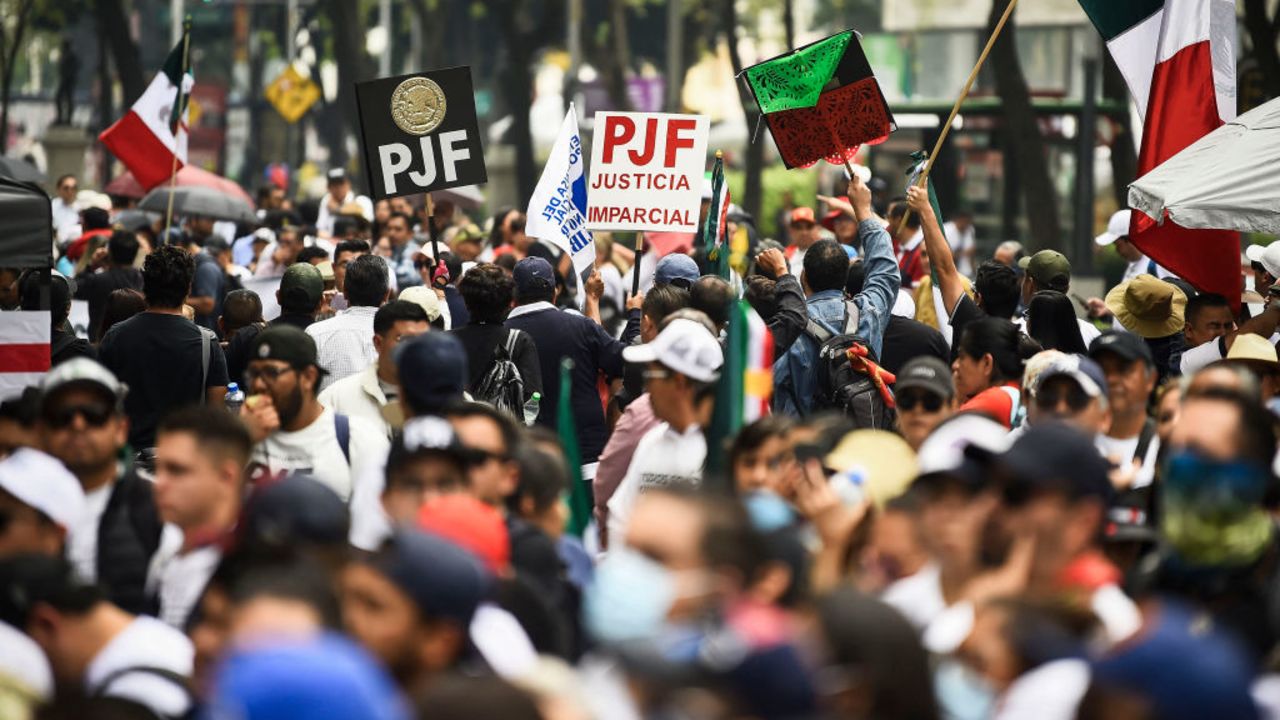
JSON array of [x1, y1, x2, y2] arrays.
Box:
[[586, 111, 709, 233], [527, 105, 594, 291]]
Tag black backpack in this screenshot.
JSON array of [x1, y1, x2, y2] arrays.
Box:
[[804, 300, 896, 430], [474, 329, 527, 422]]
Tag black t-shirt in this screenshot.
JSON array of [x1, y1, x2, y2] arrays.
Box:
[[880, 316, 950, 378], [448, 322, 543, 400], [947, 293, 986, 360], [99, 312, 229, 449]]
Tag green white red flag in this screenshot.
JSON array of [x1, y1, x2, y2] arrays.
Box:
[[99, 33, 193, 191], [1078, 0, 1239, 305]]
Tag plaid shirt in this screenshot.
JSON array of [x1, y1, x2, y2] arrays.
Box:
[[306, 306, 378, 393]]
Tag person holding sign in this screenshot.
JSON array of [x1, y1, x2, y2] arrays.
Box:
[[772, 174, 900, 418]]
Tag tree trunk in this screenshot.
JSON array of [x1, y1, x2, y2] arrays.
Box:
[[782, 0, 795, 50], [605, 0, 632, 111], [1101, 54, 1137, 210], [321, 0, 371, 175], [0, 0, 33, 154], [987, 0, 1059, 252], [1243, 0, 1280, 100], [498, 15, 537, 201], [722, 0, 763, 222], [97, 0, 146, 106]]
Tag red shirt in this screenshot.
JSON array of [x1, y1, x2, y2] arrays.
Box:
[[959, 382, 1022, 429]]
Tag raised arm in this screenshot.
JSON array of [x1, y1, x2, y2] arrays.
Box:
[[850, 176, 900, 358], [907, 185, 965, 314]]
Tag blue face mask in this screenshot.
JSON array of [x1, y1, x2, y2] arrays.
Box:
[[583, 548, 676, 644], [933, 659, 995, 720], [743, 490, 795, 532], [1161, 450, 1274, 566]]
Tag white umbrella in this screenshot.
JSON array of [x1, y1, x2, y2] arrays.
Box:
[[1128, 96, 1280, 235]]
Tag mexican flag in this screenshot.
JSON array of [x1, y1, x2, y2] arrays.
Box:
[[702, 153, 731, 278], [558, 358, 590, 538], [705, 300, 774, 480], [99, 33, 194, 191], [742, 30, 895, 169], [1078, 0, 1239, 306]]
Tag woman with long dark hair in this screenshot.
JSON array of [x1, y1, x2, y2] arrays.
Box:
[[1026, 290, 1087, 354], [483, 207, 518, 261], [953, 316, 1027, 429]]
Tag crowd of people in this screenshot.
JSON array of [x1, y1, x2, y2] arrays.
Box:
[[3, 162, 1280, 720]]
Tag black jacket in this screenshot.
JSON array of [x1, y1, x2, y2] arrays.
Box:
[[98, 467, 164, 616], [505, 305, 640, 463]]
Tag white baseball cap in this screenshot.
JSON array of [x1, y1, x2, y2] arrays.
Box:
[[1248, 243, 1280, 279], [916, 413, 1012, 477], [0, 448, 85, 528], [1094, 209, 1132, 246], [623, 318, 724, 383]]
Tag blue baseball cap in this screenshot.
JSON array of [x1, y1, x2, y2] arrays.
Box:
[[240, 473, 350, 548], [393, 332, 466, 416], [513, 257, 556, 299], [655, 253, 700, 289], [998, 422, 1114, 505], [1034, 354, 1110, 404], [364, 528, 492, 626], [207, 632, 410, 720]]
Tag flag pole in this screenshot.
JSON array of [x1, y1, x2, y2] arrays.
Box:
[[163, 16, 192, 237], [630, 233, 643, 297], [896, 0, 1021, 236]]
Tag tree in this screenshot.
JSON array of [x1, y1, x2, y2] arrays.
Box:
[[318, 0, 373, 176], [95, 0, 145, 106], [1243, 0, 1280, 102], [0, 0, 36, 153], [986, 0, 1060, 252], [1101, 54, 1137, 211], [722, 0, 763, 222]]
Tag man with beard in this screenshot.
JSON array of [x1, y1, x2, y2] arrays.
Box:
[[242, 325, 389, 500]]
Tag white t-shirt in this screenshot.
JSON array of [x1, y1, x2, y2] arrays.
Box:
[[147, 527, 221, 629], [606, 422, 707, 547], [85, 616, 194, 718], [1181, 337, 1225, 376], [944, 221, 976, 278], [1095, 434, 1140, 466], [67, 483, 115, 584], [249, 408, 390, 501], [996, 658, 1091, 720], [880, 562, 946, 631]]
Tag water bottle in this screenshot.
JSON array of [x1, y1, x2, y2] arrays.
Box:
[[225, 382, 246, 414], [522, 391, 541, 426]]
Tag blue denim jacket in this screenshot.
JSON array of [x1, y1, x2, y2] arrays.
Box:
[[773, 219, 900, 417]]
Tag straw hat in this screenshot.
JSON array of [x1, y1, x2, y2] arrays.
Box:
[[1104, 274, 1187, 339], [823, 430, 918, 509], [1225, 333, 1279, 369]]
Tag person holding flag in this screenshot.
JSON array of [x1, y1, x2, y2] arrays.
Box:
[[526, 104, 595, 304]]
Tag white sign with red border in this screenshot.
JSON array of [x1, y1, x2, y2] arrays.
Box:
[[586, 111, 710, 233]]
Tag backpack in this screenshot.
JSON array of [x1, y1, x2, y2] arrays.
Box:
[[474, 329, 527, 421], [804, 300, 897, 430]]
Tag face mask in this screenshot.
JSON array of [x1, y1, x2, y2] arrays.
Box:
[[933, 659, 995, 720], [743, 490, 795, 533], [1161, 450, 1274, 567], [583, 548, 676, 644]]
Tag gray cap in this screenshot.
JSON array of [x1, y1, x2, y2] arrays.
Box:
[[40, 358, 127, 408], [895, 356, 954, 399]]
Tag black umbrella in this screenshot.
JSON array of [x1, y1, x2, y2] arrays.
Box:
[[0, 156, 47, 184], [112, 208, 160, 232], [139, 185, 256, 224]]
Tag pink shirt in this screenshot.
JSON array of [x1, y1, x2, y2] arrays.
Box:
[[593, 393, 659, 539]]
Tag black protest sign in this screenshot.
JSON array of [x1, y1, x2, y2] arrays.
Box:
[[355, 66, 487, 200]]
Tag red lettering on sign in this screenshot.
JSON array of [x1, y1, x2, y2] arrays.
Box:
[[628, 117, 659, 166], [665, 118, 697, 167], [601, 116, 635, 164]]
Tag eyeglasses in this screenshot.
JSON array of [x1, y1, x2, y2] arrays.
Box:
[[1035, 384, 1090, 413], [642, 368, 672, 381], [43, 402, 114, 430], [244, 365, 297, 384], [462, 447, 509, 465], [897, 390, 944, 412]]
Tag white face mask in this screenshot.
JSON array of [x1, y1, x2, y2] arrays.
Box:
[[583, 548, 713, 645], [933, 659, 996, 720]]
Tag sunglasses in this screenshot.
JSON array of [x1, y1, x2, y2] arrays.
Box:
[[414, 258, 435, 270], [1035, 384, 1090, 413], [897, 389, 944, 412], [43, 402, 114, 429], [244, 365, 297, 384], [462, 447, 509, 465], [642, 368, 672, 381]]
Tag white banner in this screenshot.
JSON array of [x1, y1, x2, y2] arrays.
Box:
[[586, 111, 709, 234], [527, 105, 595, 287], [242, 276, 282, 321]]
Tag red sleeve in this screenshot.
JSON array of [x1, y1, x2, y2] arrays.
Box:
[[960, 387, 1015, 429]]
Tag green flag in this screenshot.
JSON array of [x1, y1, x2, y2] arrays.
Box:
[[743, 31, 854, 113], [906, 150, 946, 287], [559, 358, 590, 537], [703, 300, 747, 484], [702, 153, 730, 279]]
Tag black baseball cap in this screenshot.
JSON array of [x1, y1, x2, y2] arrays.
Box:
[[1089, 330, 1154, 367], [326, 168, 348, 184], [997, 422, 1114, 506], [363, 528, 491, 626], [240, 474, 350, 548], [250, 325, 320, 371], [0, 554, 100, 629], [896, 356, 955, 399]]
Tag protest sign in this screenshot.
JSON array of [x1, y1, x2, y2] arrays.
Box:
[[586, 111, 709, 234], [355, 66, 487, 200], [527, 105, 594, 296]]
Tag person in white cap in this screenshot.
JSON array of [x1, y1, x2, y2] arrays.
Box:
[[0, 447, 85, 558], [605, 312, 724, 548], [1095, 210, 1158, 283]]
